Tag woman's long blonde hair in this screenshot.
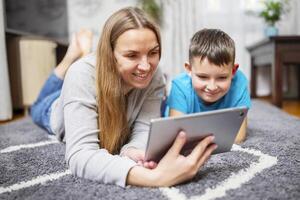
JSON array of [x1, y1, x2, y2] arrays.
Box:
[[96, 7, 161, 154]]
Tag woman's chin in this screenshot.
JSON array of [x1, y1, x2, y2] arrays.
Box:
[[132, 81, 151, 89], [131, 76, 153, 89]]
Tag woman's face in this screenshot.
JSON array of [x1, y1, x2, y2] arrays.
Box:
[[114, 28, 160, 93]]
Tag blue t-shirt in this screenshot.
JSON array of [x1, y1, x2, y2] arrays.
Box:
[[165, 70, 251, 116]]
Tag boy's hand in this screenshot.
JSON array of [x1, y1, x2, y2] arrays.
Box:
[[122, 147, 157, 169]]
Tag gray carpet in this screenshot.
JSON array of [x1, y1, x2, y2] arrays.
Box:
[[0, 100, 299, 200]]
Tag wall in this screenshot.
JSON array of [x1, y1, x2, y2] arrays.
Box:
[[0, 0, 12, 120], [67, 0, 137, 51], [5, 0, 68, 41]]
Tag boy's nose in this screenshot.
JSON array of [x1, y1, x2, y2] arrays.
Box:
[[206, 82, 218, 91]]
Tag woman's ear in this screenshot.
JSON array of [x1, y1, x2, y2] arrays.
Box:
[[184, 62, 192, 76], [232, 63, 239, 76]]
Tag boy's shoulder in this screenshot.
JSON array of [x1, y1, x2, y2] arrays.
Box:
[[235, 70, 247, 79], [228, 69, 249, 99], [233, 70, 248, 86], [225, 69, 251, 108], [169, 72, 193, 93], [172, 72, 191, 85]]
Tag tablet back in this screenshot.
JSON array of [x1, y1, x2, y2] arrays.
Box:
[[145, 107, 248, 162]]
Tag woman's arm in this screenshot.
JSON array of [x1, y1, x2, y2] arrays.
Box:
[[127, 132, 217, 187], [58, 58, 138, 187]]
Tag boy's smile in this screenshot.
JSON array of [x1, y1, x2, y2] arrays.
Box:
[[185, 57, 238, 104]]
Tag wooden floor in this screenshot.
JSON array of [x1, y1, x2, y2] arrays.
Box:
[[281, 100, 300, 117], [0, 109, 27, 125], [0, 98, 299, 125], [257, 97, 300, 118]]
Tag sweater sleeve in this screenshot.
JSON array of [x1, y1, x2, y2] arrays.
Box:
[[62, 61, 137, 187]]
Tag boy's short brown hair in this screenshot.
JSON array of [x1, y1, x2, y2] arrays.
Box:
[[189, 28, 235, 66]]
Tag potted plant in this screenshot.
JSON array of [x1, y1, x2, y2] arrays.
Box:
[[137, 0, 162, 26], [259, 0, 289, 36]]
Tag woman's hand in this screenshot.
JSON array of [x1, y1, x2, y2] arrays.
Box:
[[126, 131, 217, 187], [152, 131, 217, 186], [122, 147, 157, 169]]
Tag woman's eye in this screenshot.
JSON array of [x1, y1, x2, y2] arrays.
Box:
[[151, 51, 159, 55], [126, 54, 137, 58]]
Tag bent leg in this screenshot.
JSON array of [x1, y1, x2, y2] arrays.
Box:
[[34, 73, 63, 103], [30, 29, 93, 134], [30, 73, 63, 134]]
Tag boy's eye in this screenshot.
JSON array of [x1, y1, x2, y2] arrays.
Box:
[[197, 75, 208, 79], [218, 76, 228, 80]]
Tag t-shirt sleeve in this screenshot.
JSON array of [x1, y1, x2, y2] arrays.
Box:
[[236, 86, 251, 108], [234, 71, 251, 108], [167, 80, 189, 114], [61, 61, 137, 187]]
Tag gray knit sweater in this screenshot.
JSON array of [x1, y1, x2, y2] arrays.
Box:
[[50, 54, 165, 187]]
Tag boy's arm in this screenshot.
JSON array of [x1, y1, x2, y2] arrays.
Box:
[[234, 117, 247, 144], [169, 108, 185, 117]]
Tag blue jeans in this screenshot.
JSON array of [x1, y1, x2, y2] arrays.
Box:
[[30, 73, 63, 134]]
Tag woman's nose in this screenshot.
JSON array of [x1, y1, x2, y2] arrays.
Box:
[[138, 57, 150, 71]]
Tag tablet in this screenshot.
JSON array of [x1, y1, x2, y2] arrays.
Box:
[[145, 107, 248, 162]]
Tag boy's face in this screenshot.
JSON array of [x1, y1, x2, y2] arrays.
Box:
[[185, 57, 238, 104]]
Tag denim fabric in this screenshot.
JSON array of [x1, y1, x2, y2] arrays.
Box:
[[30, 73, 63, 134]]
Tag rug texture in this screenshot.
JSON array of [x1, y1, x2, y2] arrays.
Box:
[[0, 100, 299, 200]]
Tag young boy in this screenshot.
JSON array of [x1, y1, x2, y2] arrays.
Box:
[[166, 28, 251, 143]]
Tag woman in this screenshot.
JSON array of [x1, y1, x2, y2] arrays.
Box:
[[31, 7, 217, 187]]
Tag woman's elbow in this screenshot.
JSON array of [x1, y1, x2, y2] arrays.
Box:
[[65, 150, 85, 178]]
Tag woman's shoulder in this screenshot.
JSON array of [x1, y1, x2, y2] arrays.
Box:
[[62, 53, 97, 98], [67, 53, 96, 75], [65, 53, 96, 82]]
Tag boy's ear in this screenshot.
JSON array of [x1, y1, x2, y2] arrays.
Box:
[[232, 63, 239, 76], [184, 62, 192, 76]]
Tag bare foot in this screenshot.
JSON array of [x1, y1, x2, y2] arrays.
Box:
[[77, 29, 93, 57], [54, 29, 93, 79], [63, 33, 82, 63]]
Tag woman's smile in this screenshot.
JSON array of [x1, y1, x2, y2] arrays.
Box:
[[132, 72, 149, 80], [114, 28, 160, 91]]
